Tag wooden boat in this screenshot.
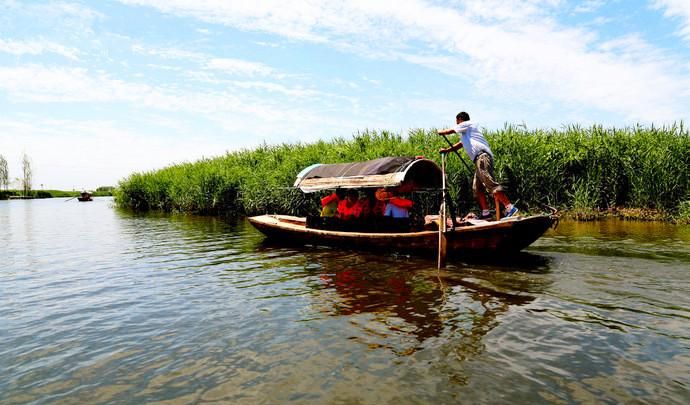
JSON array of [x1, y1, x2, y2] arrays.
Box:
[[248, 156, 558, 261], [77, 192, 92, 202], [249, 214, 556, 257]]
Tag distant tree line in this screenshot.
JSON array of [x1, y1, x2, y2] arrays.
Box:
[[0, 152, 33, 198]]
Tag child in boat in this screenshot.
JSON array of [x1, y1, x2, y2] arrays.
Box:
[[320, 189, 345, 217], [337, 189, 364, 220]]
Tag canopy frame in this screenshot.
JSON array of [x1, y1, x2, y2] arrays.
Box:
[[294, 157, 442, 193]]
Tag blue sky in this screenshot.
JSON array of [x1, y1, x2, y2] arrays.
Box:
[[1, 0, 689, 190]]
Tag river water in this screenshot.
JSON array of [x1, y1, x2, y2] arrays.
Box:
[[1, 198, 688, 404]]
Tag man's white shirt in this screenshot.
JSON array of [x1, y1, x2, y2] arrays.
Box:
[[453, 120, 493, 161]]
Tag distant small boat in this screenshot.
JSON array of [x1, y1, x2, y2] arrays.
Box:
[[77, 192, 93, 202]]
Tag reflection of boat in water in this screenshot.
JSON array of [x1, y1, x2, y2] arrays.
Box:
[[77, 192, 92, 202], [249, 157, 557, 259], [303, 250, 552, 354]]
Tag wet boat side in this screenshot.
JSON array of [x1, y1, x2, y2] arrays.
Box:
[[248, 214, 556, 256]]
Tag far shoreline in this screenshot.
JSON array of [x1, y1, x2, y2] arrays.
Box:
[[0, 189, 114, 200]]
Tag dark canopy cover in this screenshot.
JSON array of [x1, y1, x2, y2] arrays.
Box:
[[294, 156, 442, 192]]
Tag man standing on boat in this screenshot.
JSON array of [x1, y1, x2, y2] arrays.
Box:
[[437, 111, 518, 220]]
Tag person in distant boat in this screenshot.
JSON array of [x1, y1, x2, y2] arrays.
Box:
[[337, 189, 364, 220], [321, 189, 345, 217], [438, 111, 518, 220]]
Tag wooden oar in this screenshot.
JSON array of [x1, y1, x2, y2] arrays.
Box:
[[439, 133, 473, 174], [65, 195, 78, 202], [438, 152, 448, 269], [438, 133, 467, 228]]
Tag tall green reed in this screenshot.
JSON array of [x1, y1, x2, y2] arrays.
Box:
[[115, 124, 689, 218]]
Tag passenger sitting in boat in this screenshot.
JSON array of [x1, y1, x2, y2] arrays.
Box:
[[375, 188, 413, 218], [373, 188, 390, 216], [336, 189, 363, 220], [361, 189, 385, 218], [385, 195, 413, 218], [320, 189, 345, 217]]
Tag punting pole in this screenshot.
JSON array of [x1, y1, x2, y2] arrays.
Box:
[[439, 133, 473, 174], [438, 152, 448, 269]]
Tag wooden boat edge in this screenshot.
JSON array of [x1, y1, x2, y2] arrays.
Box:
[[248, 213, 557, 255]]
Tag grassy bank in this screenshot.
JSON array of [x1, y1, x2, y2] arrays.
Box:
[[115, 124, 690, 222]]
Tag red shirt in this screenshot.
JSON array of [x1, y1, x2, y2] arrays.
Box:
[[389, 197, 413, 208], [321, 193, 339, 206], [337, 199, 363, 218]]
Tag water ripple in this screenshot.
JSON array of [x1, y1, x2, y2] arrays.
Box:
[[1, 200, 688, 404]]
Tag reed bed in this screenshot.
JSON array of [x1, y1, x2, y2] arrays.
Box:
[[115, 125, 690, 221]]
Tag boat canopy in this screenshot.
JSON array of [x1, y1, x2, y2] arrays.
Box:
[[294, 156, 442, 193]]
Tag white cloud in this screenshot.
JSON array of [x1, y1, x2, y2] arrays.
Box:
[[0, 63, 361, 124], [114, 0, 690, 122], [0, 65, 154, 103], [653, 0, 690, 42], [254, 41, 281, 48], [573, 0, 605, 14], [2, 0, 104, 20], [461, 0, 563, 22], [0, 64, 360, 148], [206, 58, 274, 76], [132, 44, 277, 76], [0, 38, 80, 60], [146, 63, 184, 72], [118, 0, 331, 42], [362, 77, 381, 86], [131, 44, 205, 61], [42, 1, 104, 21], [225, 80, 324, 98], [2, 0, 104, 39]]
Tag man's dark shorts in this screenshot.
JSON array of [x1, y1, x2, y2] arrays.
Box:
[[473, 153, 503, 195]]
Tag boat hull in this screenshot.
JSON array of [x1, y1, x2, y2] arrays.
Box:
[[248, 214, 556, 257]]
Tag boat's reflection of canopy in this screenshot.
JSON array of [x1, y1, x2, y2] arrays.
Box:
[[294, 157, 442, 193]]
